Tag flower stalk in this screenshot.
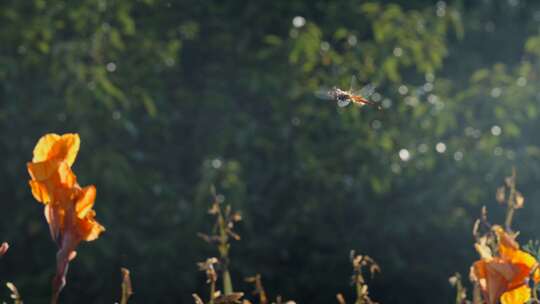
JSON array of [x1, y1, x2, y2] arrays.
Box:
[[198, 187, 242, 296]]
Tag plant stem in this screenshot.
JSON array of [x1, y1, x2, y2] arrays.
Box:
[[209, 280, 216, 304], [504, 206, 515, 232], [354, 274, 364, 304], [51, 293, 59, 304], [504, 169, 517, 232], [218, 208, 234, 294], [223, 269, 233, 295]]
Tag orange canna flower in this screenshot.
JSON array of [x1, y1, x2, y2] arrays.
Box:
[[471, 226, 540, 304], [27, 133, 104, 303], [27, 133, 79, 206]]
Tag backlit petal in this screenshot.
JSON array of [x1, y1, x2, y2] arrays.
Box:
[[484, 260, 511, 304], [29, 180, 51, 204], [56, 162, 77, 188], [494, 226, 520, 259], [32, 133, 80, 166], [50, 134, 80, 166], [77, 211, 105, 241], [75, 186, 96, 218], [32, 134, 60, 163], [500, 285, 531, 304], [27, 161, 59, 181], [508, 250, 537, 269]]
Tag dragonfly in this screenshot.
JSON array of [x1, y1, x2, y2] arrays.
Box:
[[316, 76, 382, 110]]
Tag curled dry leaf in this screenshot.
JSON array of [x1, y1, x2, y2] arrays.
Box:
[[198, 232, 221, 244], [505, 175, 514, 188], [336, 293, 347, 304], [193, 293, 205, 304], [120, 268, 133, 304], [228, 231, 241, 241], [474, 236, 492, 259], [515, 191, 524, 209], [6, 282, 23, 304], [197, 257, 219, 283], [214, 292, 244, 304], [472, 219, 481, 240], [209, 203, 220, 215], [448, 273, 468, 304], [0, 242, 8, 257], [245, 274, 267, 304], [496, 186, 505, 204], [231, 212, 242, 222]]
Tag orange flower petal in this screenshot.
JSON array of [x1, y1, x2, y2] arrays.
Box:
[[492, 226, 539, 289], [77, 211, 105, 241], [483, 259, 512, 304], [32, 133, 80, 166], [27, 160, 59, 182], [29, 180, 51, 204], [533, 268, 540, 284], [507, 250, 537, 269], [500, 284, 531, 304], [486, 259, 517, 282], [494, 226, 520, 257], [75, 186, 96, 218], [45, 204, 60, 242], [28, 161, 77, 204], [56, 162, 77, 189]]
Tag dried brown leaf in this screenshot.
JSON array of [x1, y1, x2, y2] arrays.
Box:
[[515, 191, 525, 209], [198, 257, 219, 283], [496, 186, 506, 204], [193, 293, 205, 304], [214, 292, 244, 304], [209, 204, 220, 215], [120, 268, 133, 304], [336, 293, 346, 304], [505, 175, 514, 188], [0, 242, 8, 257], [6, 282, 22, 304], [231, 212, 242, 222]]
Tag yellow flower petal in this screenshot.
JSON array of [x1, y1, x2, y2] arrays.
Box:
[[32, 133, 60, 163], [32, 133, 80, 166], [500, 285, 531, 304], [507, 250, 537, 270]]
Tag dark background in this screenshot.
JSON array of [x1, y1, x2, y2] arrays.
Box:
[[3, 0, 540, 303]]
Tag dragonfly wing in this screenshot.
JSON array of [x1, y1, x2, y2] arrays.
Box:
[[349, 75, 376, 97], [314, 87, 333, 100], [355, 83, 376, 98], [349, 75, 358, 92], [337, 99, 351, 107]]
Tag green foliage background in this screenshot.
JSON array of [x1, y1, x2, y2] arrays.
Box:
[[3, 0, 540, 303]]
